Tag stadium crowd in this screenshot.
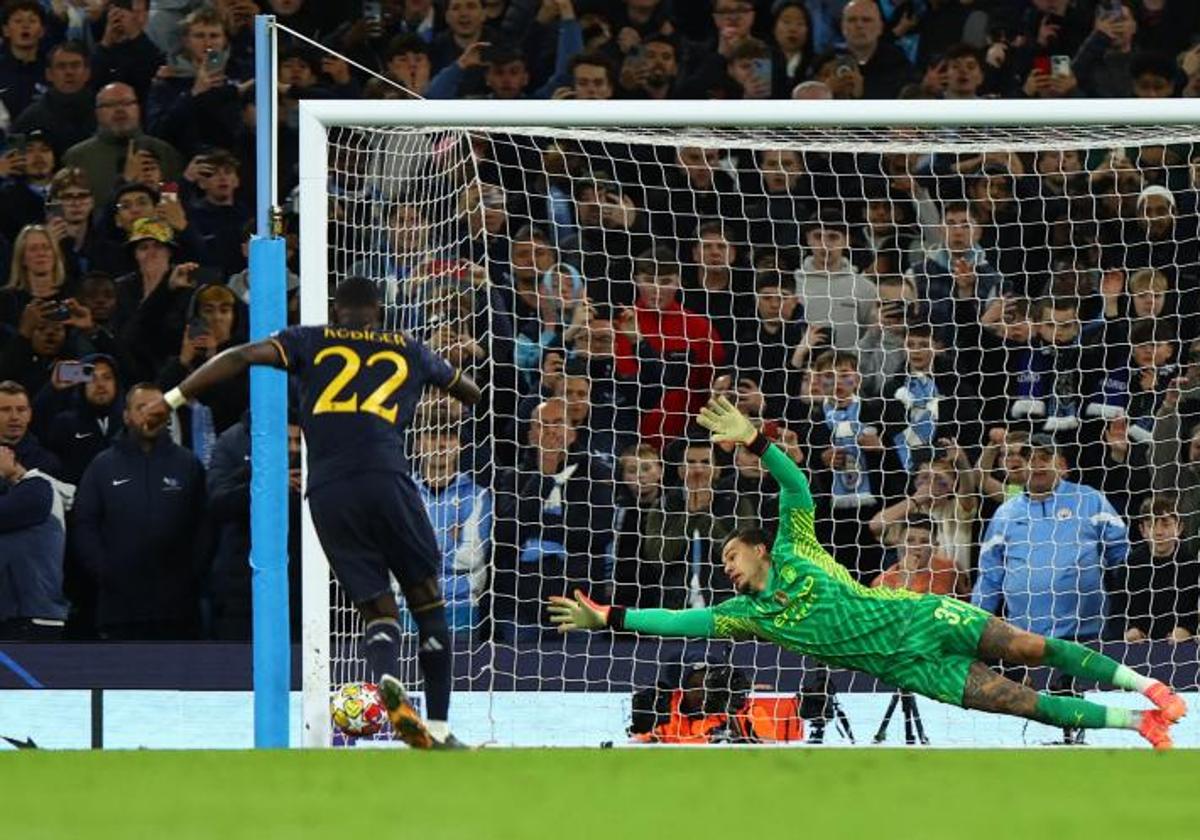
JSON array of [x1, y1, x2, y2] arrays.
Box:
[[0, 0, 1198, 653]]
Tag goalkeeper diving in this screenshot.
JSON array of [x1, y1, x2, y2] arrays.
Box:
[[549, 397, 1187, 749]]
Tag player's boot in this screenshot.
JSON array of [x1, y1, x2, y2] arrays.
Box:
[[378, 674, 433, 750], [1145, 681, 1187, 723], [430, 733, 471, 751], [1137, 710, 1173, 751]]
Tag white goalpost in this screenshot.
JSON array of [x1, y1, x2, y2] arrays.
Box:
[[298, 99, 1200, 748]]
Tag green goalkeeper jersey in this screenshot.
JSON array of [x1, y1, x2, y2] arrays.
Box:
[[623, 444, 923, 676]]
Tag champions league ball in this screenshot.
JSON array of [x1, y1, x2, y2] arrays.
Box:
[[331, 682, 387, 737]]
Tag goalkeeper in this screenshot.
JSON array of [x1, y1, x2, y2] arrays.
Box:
[[549, 397, 1187, 749]]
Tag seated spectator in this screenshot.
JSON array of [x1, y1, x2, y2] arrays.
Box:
[[613, 247, 725, 449], [1123, 184, 1199, 327], [1112, 495, 1199, 643], [563, 356, 629, 469], [795, 209, 876, 351], [1092, 318, 1178, 442], [927, 43, 987, 100], [805, 350, 892, 581], [858, 274, 916, 398], [1073, 1, 1137, 98], [12, 41, 95, 157], [730, 422, 803, 534], [561, 48, 615, 101], [617, 33, 679, 100], [613, 442, 687, 609], [840, 0, 912, 99], [477, 45, 530, 99], [908, 200, 1001, 345], [725, 37, 772, 99], [812, 50, 865, 99], [413, 425, 490, 634], [870, 447, 979, 573], [1130, 51, 1177, 99], [733, 271, 806, 420], [430, 0, 494, 73], [146, 6, 243, 158], [974, 434, 1128, 641], [73, 382, 205, 640], [568, 177, 647, 301], [0, 439, 68, 640], [0, 223, 70, 328], [89, 0, 164, 105], [0, 129, 58, 243], [880, 324, 976, 470], [743, 147, 813, 250], [644, 145, 742, 247], [0, 299, 80, 398], [493, 396, 613, 636], [769, 0, 813, 95], [383, 34, 433, 96], [158, 283, 248, 464], [0, 1, 57, 122], [668, 436, 737, 605], [0, 379, 60, 477], [976, 427, 1031, 507], [44, 354, 122, 484], [871, 516, 971, 598], [680, 220, 748, 346], [44, 168, 99, 282], [62, 83, 184, 206], [111, 218, 195, 381], [185, 150, 250, 278]]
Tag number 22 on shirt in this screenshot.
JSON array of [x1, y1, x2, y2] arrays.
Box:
[[312, 345, 409, 424]]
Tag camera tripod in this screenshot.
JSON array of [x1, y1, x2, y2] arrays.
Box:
[[872, 690, 929, 745]]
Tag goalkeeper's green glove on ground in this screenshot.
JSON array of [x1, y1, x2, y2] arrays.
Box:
[[697, 396, 758, 446], [548, 590, 623, 633]]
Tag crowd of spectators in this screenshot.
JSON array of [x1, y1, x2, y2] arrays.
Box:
[[0, 0, 1198, 653]]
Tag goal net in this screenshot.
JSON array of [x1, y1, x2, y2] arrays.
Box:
[[299, 101, 1200, 748]]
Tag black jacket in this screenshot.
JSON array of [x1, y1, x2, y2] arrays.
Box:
[[44, 390, 124, 484], [12, 87, 97, 157], [72, 433, 206, 629]]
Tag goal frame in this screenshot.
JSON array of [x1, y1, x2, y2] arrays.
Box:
[[296, 97, 1200, 748]]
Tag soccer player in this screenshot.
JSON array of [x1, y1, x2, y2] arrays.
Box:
[[152, 277, 480, 750], [549, 397, 1188, 749]]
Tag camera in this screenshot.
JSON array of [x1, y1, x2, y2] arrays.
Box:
[[45, 302, 72, 321]]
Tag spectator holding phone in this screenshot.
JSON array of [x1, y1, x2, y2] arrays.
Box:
[[90, 0, 164, 106], [1073, 0, 1138, 98], [184, 150, 250, 277], [0, 1, 58, 122], [110, 218, 194, 380], [147, 7, 241, 158], [0, 296, 92, 396], [43, 168, 96, 277], [158, 283, 247, 464], [0, 130, 58, 243], [0, 224, 69, 329], [62, 82, 184, 206], [44, 354, 123, 484]]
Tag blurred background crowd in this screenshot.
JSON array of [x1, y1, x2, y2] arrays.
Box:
[[0, 0, 1198, 653]]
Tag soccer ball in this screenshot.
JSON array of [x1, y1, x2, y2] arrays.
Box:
[[330, 682, 387, 737]]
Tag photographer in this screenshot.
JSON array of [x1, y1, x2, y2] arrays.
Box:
[[629, 660, 756, 744]]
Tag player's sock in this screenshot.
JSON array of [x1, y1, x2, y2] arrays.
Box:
[[363, 618, 403, 682], [413, 604, 452, 723], [1033, 692, 1138, 730], [1040, 638, 1122, 686]]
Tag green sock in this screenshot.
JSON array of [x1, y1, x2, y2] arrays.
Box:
[[1042, 638, 1120, 686], [1034, 693, 1139, 730]]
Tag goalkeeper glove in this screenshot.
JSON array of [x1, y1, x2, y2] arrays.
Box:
[[697, 396, 758, 446], [548, 589, 622, 632]]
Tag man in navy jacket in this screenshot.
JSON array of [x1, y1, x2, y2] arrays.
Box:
[[72, 382, 205, 639]]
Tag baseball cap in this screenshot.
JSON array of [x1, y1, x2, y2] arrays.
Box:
[[126, 217, 176, 249]]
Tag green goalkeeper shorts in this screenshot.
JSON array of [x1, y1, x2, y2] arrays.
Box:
[[875, 596, 991, 707]]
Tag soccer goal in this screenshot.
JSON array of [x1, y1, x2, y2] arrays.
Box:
[[297, 99, 1200, 748]]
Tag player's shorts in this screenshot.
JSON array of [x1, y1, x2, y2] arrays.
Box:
[[307, 471, 440, 605], [876, 596, 991, 707]]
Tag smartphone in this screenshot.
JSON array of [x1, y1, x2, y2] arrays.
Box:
[[204, 48, 225, 74], [749, 57, 773, 93], [362, 0, 382, 23], [834, 54, 858, 77], [159, 181, 179, 203], [56, 361, 94, 385], [191, 265, 223, 286], [1050, 55, 1071, 77], [6, 132, 25, 154], [1032, 55, 1052, 76], [44, 201, 64, 222], [187, 317, 211, 340], [1100, 0, 1124, 21]]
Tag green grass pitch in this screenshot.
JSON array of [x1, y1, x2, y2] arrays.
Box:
[[4, 749, 1196, 839]]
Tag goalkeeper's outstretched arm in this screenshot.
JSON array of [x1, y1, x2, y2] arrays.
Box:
[[548, 589, 721, 638]]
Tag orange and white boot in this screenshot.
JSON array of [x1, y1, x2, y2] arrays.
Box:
[[1137, 710, 1174, 751], [1144, 681, 1187, 723]]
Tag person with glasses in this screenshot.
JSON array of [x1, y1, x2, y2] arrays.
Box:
[[61, 82, 184, 206]]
